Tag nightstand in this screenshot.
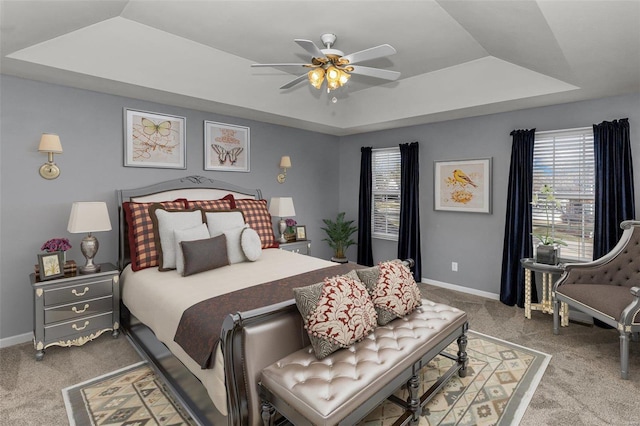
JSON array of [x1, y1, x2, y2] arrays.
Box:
[[30, 263, 120, 361], [279, 240, 311, 256]]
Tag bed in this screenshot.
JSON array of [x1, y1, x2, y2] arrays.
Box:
[[117, 175, 342, 425]]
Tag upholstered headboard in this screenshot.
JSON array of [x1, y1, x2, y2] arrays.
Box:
[[116, 175, 262, 270]]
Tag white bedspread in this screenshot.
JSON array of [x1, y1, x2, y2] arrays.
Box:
[[120, 249, 334, 415]]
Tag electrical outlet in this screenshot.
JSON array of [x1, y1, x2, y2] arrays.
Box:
[[452, 262, 458, 272]]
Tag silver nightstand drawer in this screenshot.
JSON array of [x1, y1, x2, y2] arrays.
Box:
[[44, 295, 113, 324], [43, 278, 113, 306], [44, 312, 113, 343]]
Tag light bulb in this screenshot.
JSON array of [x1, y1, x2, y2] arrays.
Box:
[[338, 70, 350, 85], [308, 68, 325, 90], [326, 66, 340, 83]]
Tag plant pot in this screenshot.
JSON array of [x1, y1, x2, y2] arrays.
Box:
[[535, 244, 559, 265], [331, 256, 349, 264]]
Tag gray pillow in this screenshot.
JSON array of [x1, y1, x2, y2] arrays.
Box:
[[180, 234, 229, 277], [174, 224, 210, 275]]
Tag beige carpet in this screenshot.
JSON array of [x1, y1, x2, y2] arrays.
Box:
[[61, 331, 549, 426]]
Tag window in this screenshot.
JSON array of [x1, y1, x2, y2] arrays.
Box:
[[533, 127, 595, 260], [372, 148, 401, 240]]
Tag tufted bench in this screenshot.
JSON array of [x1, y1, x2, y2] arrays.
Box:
[[258, 300, 468, 426]]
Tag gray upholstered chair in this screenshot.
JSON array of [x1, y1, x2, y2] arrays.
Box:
[[553, 220, 640, 379]]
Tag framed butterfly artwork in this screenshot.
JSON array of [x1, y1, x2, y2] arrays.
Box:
[[124, 109, 186, 169], [204, 121, 250, 172]]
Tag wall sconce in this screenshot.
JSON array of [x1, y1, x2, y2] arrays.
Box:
[[277, 156, 291, 183], [38, 133, 63, 180]]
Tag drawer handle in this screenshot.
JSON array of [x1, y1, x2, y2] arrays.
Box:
[[72, 304, 89, 314], [72, 321, 90, 331], [72, 287, 89, 297]]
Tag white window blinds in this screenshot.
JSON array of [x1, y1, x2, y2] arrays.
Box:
[[372, 148, 401, 240], [533, 127, 595, 260]]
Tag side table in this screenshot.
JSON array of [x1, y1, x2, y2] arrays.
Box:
[[520, 258, 568, 327], [279, 240, 311, 256], [30, 263, 120, 360]]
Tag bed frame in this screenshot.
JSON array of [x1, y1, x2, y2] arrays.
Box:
[[117, 175, 264, 425]]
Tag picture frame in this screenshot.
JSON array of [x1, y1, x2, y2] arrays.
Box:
[[434, 158, 492, 213], [124, 108, 186, 169], [37, 251, 65, 281], [295, 225, 307, 241], [204, 121, 250, 172]]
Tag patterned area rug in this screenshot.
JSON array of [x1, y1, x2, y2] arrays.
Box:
[[62, 361, 195, 425], [63, 331, 549, 426], [358, 331, 551, 426]]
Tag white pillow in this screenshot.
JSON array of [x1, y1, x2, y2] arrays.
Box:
[[205, 211, 245, 236], [219, 225, 249, 264], [174, 223, 211, 275], [241, 227, 262, 261], [155, 209, 203, 270]]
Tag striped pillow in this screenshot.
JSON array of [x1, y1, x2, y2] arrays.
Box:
[[234, 199, 277, 249], [123, 200, 187, 271]]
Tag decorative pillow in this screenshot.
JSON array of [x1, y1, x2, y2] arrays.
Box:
[[234, 199, 278, 249], [174, 223, 211, 275], [149, 205, 203, 271], [219, 225, 249, 264], [357, 260, 422, 325], [123, 199, 187, 271], [180, 234, 229, 277], [188, 194, 235, 210], [240, 227, 262, 261], [205, 210, 246, 236], [293, 274, 377, 359]]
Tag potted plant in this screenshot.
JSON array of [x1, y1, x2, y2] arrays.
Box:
[[321, 212, 358, 263], [531, 184, 567, 264]]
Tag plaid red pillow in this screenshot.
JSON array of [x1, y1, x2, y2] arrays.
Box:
[[123, 199, 187, 271], [187, 194, 235, 210], [234, 199, 277, 248]]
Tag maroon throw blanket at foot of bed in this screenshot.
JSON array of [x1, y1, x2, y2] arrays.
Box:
[[174, 263, 364, 369]]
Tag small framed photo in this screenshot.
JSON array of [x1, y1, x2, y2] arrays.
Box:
[[434, 158, 492, 213], [124, 108, 186, 169], [295, 225, 307, 241], [204, 121, 250, 172], [37, 251, 65, 281]]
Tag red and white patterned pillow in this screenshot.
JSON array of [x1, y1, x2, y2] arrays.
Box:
[[356, 260, 422, 325], [187, 194, 234, 211], [123, 200, 187, 271], [294, 274, 377, 359], [234, 199, 277, 248]]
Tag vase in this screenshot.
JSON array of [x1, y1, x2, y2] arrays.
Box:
[[535, 244, 559, 265]]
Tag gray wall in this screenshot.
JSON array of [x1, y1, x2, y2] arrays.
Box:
[[338, 93, 640, 296], [0, 75, 339, 340]]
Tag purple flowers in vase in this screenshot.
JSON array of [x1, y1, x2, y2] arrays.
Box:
[[285, 218, 297, 233], [41, 237, 72, 253]]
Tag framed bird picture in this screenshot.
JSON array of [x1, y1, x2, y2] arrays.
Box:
[[204, 121, 250, 172], [123, 109, 186, 169], [434, 158, 492, 213]]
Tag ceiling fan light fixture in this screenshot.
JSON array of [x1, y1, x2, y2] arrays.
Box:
[[308, 68, 325, 89], [326, 66, 340, 83], [338, 69, 351, 85]]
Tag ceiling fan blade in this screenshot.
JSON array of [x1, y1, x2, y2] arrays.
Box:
[[349, 66, 401, 81], [294, 39, 326, 59], [251, 63, 310, 68], [341, 44, 397, 64], [280, 74, 309, 90]]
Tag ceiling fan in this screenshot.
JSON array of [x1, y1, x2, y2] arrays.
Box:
[[251, 33, 400, 92]]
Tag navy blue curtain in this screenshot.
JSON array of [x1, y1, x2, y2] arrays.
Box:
[[398, 142, 422, 280], [593, 118, 635, 259], [358, 147, 374, 266], [500, 129, 536, 307]]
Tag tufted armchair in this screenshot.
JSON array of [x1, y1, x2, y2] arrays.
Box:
[[553, 220, 640, 379]]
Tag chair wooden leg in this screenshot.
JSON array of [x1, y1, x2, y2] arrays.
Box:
[[620, 331, 630, 380], [261, 401, 275, 426]]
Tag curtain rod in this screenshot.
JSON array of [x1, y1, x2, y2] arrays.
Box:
[[535, 126, 592, 135]]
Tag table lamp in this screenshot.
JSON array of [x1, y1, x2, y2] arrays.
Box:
[[67, 202, 112, 274], [268, 197, 296, 243]]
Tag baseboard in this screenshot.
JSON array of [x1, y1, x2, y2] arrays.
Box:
[[0, 332, 32, 348], [421, 278, 500, 301]]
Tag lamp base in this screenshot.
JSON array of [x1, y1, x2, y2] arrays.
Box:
[[278, 218, 287, 243], [79, 234, 101, 274]]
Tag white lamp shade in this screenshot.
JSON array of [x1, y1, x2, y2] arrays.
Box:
[[38, 134, 63, 153], [269, 197, 296, 217], [67, 202, 112, 233], [279, 156, 291, 168]]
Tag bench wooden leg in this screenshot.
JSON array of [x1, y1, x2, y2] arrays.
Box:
[[406, 374, 421, 425], [457, 332, 468, 378], [261, 400, 275, 426]]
